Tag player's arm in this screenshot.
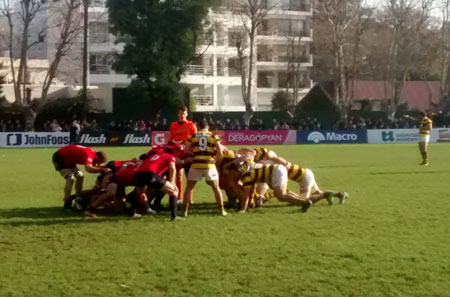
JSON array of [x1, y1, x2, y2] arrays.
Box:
[[424, 120, 432, 131], [240, 186, 252, 212], [237, 148, 256, 157], [403, 115, 418, 121], [214, 140, 223, 157], [168, 161, 176, 185], [84, 164, 110, 174]]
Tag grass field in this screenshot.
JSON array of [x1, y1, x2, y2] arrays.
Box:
[[1, 143, 450, 297]]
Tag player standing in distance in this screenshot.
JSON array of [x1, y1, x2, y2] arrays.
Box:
[[183, 119, 226, 217], [404, 112, 433, 165], [52, 145, 109, 210], [169, 106, 197, 202]]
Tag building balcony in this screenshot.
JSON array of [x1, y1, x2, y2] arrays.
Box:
[[257, 29, 311, 38], [89, 33, 111, 44], [90, 64, 111, 74], [192, 94, 213, 106], [186, 64, 213, 76]]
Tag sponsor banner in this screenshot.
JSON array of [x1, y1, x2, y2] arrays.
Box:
[[433, 128, 450, 142], [78, 132, 152, 146], [297, 130, 368, 144], [151, 131, 171, 146], [212, 130, 226, 144], [369, 128, 449, 143], [225, 130, 297, 145], [0, 132, 70, 148], [367, 129, 420, 143]]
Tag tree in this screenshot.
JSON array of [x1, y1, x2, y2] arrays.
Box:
[[230, 0, 270, 126], [438, 0, 450, 102], [0, 0, 84, 126], [271, 90, 291, 112], [0, 63, 5, 100], [318, 0, 362, 115], [383, 0, 434, 115], [107, 0, 216, 118]]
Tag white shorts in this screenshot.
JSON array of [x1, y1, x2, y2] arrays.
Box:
[[299, 168, 320, 198], [187, 168, 219, 181], [419, 135, 430, 143], [256, 182, 269, 193], [59, 167, 81, 179], [271, 165, 288, 189]]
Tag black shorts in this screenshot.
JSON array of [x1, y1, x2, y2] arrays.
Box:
[[135, 171, 166, 189], [52, 152, 65, 171]]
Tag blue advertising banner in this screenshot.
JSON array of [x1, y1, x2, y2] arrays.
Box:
[[297, 130, 368, 144]]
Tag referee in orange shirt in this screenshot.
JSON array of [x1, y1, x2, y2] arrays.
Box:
[[170, 106, 197, 202]]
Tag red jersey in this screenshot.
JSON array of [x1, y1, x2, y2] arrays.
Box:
[[57, 145, 96, 166], [115, 164, 137, 186], [137, 152, 175, 175], [170, 121, 197, 142]]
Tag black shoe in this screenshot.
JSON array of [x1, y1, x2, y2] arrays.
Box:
[[63, 201, 72, 212], [300, 199, 312, 213]]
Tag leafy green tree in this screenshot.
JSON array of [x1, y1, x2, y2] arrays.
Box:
[[107, 0, 216, 118], [271, 90, 292, 112]]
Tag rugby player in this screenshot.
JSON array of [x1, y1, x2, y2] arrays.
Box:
[[230, 161, 312, 212], [52, 145, 109, 210], [170, 106, 197, 202], [134, 148, 180, 219], [284, 163, 348, 205], [82, 160, 142, 218], [183, 119, 227, 217], [404, 112, 432, 165]]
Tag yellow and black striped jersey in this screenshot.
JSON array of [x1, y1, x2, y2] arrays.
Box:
[[241, 162, 279, 188], [419, 117, 432, 136], [285, 163, 306, 183], [216, 150, 236, 170], [186, 130, 220, 169], [253, 148, 269, 162]]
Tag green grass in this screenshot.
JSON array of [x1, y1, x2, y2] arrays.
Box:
[[1, 144, 450, 297]]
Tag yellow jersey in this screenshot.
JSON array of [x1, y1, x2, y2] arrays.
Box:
[[285, 163, 306, 183], [241, 162, 279, 188], [216, 150, 236, 170], [419, 117, 432, 136], [187, 130, 220, 169]]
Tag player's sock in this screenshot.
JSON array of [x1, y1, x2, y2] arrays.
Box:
[[176, 176, 183, 200], [169, 195, 177, 220], [264, 191, 275, 201], [421, 152, 428, 163]]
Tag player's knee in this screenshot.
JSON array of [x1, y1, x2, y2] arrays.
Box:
[[65, 175, 75, 183], [75, 171, 84, 179]]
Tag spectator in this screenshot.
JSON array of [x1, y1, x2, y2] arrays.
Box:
[[224, 119, 232, 130], [232, 119, 241, 130], [25, 121, 34, 132], [69, 120, 81, 144], [157, 118, 168, 131], [51, 120, 62, 132]]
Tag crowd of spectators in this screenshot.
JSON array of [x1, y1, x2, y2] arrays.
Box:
[[2, 111, 450, 133]]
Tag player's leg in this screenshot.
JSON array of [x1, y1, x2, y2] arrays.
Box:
[[206, 179, 227, 216], [159, 180, 182, 220], [74, 169, 84, 197], [418, 137, 429, 165], [59, 168, 78, 210], [176, 168, 184, 201], [183, 180, 197, 216], [205, 168, 226, 215], [83, 183, 118, 218], [272, 166, 311, 212]]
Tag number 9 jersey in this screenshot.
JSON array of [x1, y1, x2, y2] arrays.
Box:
[[186, 131, 221, 169]]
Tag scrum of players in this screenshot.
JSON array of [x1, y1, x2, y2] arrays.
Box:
[[52, 118, 348, 220]]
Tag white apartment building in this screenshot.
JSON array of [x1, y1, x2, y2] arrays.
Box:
[[88, 0, 313, 112], [1, 0, 313, 112]]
